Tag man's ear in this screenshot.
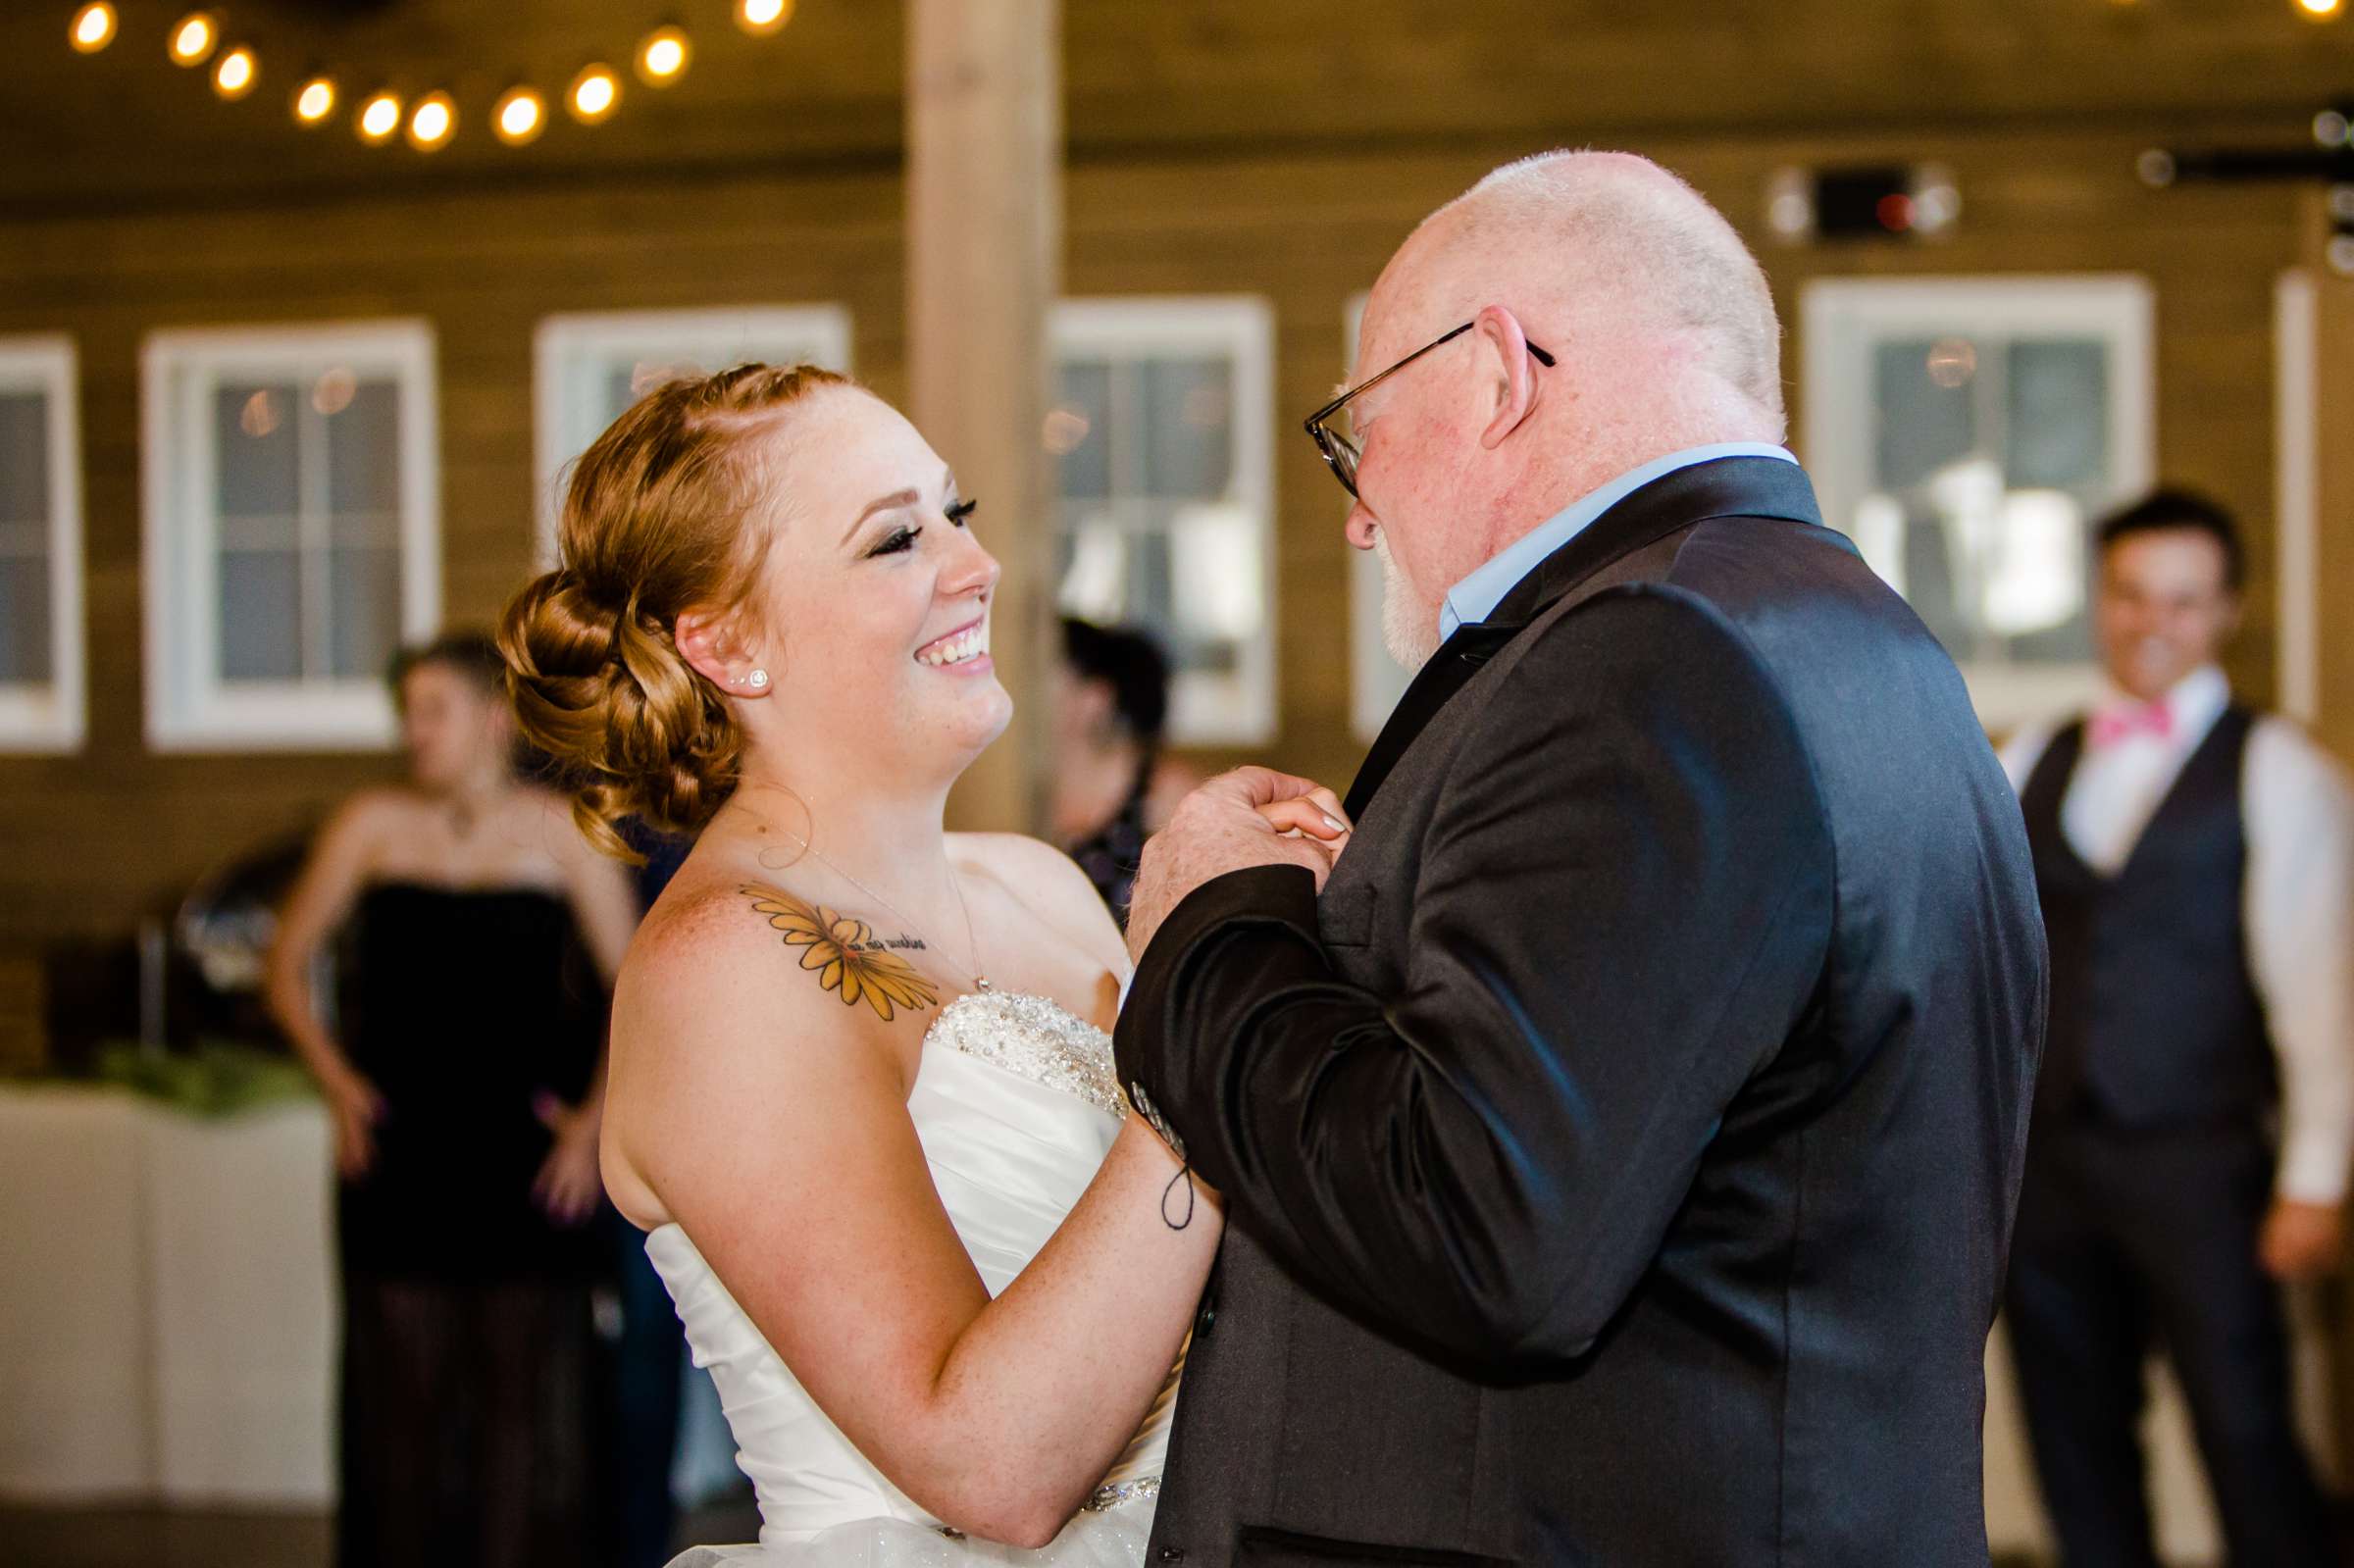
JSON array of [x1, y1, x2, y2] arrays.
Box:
[[1470, 304, 1542, 451]]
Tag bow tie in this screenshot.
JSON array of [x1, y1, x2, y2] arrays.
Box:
[[2089, 701, 2175, 749]]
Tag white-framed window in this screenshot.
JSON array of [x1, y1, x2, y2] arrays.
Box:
[[1050, 297, 1277, 745], [1341, 292, 1415, 741], [0, 336, 85, 752], [534, 306, 854, 565], [142, 322, 439, 751], [1802, 276, 2156, 731]]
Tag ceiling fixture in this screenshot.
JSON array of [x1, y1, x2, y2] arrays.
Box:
[[167, 11, 218, 67], [637, 25, 691, 85], [293, 76, 336, 126], [2299, 0, 2343, 17], [211, 44, 257, 100], [68, 3, 115, 54], [493, 84, 546, 145], [738, 0, 793, 36], [356, 89, 402, 145], [569, 63, 621, 124], [406, 90, 455, 151]]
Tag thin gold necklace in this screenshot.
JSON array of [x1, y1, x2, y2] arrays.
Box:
[[772, 826, 992, 993]]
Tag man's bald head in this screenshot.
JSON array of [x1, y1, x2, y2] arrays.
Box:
[[1378, 151, 1784, 432]]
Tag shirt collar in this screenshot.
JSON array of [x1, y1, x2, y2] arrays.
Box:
[[2096, 663, 2230, 737], [1436, 443, 1798, 640]]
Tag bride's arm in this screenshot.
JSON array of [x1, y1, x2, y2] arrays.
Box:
[[609, 897, 1217, 1549]]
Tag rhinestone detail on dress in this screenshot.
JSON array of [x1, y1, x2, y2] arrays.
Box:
[[1083, 1476, 1160, 1513], [924, 989, 1128, 1121]]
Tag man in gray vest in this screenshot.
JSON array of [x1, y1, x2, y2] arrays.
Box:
[[2002, 488, 2354, 1566]]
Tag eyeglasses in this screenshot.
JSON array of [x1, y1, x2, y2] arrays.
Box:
[[1303, 321, 1556, 499]]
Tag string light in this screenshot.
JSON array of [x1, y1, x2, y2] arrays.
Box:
[[637, 25, 691, 85], [493, 85, 546, 145], [211, 44, 257, 100], [167, 12, 218, 67], [356, 90, 402, 145], [69, 4, 117, 54], [293, 76, 337, 126], [737, 0, 793, 36], [407, 90, 455, 151], [568, 64, 621, 124]]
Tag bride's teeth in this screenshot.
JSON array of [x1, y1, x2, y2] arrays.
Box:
[[918, 628, 988, 667]]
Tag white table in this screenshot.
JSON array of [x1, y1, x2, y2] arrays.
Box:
[[0, 1085, 334, 1507]]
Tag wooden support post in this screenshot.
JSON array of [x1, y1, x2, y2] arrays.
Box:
[[906, 0, 1061, 834], [2303, 192, 2354, 765]]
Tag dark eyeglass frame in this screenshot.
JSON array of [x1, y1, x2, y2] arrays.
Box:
[[1304, 321, 1556, 498]]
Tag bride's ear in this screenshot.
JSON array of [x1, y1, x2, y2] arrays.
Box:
[[677, 608, 774, 698]]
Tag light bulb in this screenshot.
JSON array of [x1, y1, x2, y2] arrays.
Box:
[[357, 91, 402, 145], [637, 26, 691, 84], [493, 86, 545, 145], [70, 4, 117, 54], [737, 0, 793, 36], [569, 65, 620, 124], [212, 45, 257, 100], [294, 76, 336, 126], [168, 12, 218, 67], [407, 91, 455, 151]]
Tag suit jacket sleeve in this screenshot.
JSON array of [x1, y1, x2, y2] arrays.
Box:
[[1114, 585, 1836, 1367]]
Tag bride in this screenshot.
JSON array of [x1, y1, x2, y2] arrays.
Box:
[[499, 365, 1341, 1564]]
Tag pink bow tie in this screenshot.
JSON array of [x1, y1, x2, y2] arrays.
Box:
[[2089, 702, 2175, 748]]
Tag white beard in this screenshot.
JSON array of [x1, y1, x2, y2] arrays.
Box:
[[1374, 528, 1443, 672]]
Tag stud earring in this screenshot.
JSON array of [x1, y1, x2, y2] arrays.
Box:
[[745, 669, 770, 689]]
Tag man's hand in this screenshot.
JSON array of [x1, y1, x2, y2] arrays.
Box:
[[1127, 767, 1351, 960], [2259, 1197, 2345, 1283]]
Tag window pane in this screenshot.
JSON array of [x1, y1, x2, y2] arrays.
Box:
[[1872, 340, 1975, 491], [330, 546, 401, 680], [215, 384, 300, 522], [0, 391, 47, 526], [1140, 358, 1231, 499], [219, 550, 301, 682], [0, 556, 51, 684], [327, 379, 401, 518], [2007, 340, 2109, 490], [1054, 362, 1112, 500]]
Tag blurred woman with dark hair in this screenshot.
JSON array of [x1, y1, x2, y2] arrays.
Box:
[[264, 630, 639, 1568], [1049, 619, 1201, 928]]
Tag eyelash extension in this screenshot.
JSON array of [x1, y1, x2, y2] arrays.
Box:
[[947, 498, 978, 526], [869, 499, 977, 559]]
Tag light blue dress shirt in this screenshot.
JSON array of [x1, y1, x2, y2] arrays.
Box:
[[1436, 443, 1798, 641]]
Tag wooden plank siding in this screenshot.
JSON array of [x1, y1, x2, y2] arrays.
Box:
[[0, 113, 2319, 949]]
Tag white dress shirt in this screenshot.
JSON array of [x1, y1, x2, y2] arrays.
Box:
[[2001, 665, 2354, 1203], [1437, 443, 1797, 640]]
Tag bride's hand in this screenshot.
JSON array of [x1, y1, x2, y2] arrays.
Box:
[[1255, 791, 1353, 876]]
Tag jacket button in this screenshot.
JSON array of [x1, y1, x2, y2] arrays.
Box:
[[1158, 1549, 1186, 1563], [1194, 1300, 1216, 1336]]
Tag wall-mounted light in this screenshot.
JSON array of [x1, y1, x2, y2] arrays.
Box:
[[569, 64, 621, 124], [357, 90, 402, 145], [638, 25, 691, 85], [493, 85, 546, 145], [293, 76, 337, 126], [69, 4, 117, 54], [211, 44, 257, 100], [738, 0, 793, 37], [2297, 0, 2343, 20], [407, 91, 455, 151], [168, 12, 219, 67]]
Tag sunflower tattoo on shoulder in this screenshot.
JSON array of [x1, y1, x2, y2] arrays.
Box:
[[741, 885, 942, 1022]]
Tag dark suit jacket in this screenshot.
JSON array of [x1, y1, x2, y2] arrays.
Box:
[[1113, 457, 2048, 1567]]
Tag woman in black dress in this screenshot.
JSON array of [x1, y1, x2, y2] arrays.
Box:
[[265, 632, 640, 1568], [1048, 619, 1200, 928]]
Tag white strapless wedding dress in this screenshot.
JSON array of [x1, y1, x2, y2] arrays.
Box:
[[648, 990, 1182, 1567]]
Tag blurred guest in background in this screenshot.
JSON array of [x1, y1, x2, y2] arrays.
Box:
[[264, 631, 640, 1568], [2000, 490, 2354, 1568], [1049, 618, 1199, 927]]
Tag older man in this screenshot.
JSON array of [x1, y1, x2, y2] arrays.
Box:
[[1114, 151, 2047, 1565]]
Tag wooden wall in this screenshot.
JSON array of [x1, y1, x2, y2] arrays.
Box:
[[0, 113, 2320, 949]]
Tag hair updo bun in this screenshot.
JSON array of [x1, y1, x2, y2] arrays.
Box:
[[498, 362, 852, 861]]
